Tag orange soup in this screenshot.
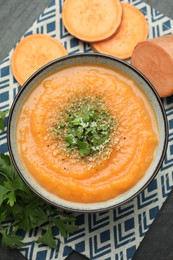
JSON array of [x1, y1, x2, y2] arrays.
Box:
[[16, 64, 158, 203]]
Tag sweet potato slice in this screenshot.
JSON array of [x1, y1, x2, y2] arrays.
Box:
[[91, 3, 148, 59], [131, 34, 173, 98], [62, 0, 122, 42], [11, 34, 68, 85]]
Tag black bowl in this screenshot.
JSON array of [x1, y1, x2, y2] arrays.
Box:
[[8, 53, 168, 212]]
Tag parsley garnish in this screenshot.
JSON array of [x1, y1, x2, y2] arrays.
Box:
[[52, 97, 115, 158]]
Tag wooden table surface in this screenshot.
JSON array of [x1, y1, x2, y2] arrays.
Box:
[[1, 1, 173, 260]]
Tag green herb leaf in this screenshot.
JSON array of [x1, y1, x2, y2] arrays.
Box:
[[77, 140, 91, 157], [65, 134, 77, 146], [0, 154, 18, 181], [52, 217, 78, 238], [53, 99, 115, 158], [0, 110, 9, 132], [0, 209, 7, 222], [36, 224, 57, 249], [2, 231, 24, 249], [18, 205, 48, 231], [0, 154, 77, 249], [2, 188, 16, 206], [60, 122, 65, 128], [0, 185, 9, 205], [0, 154, 13, 177]]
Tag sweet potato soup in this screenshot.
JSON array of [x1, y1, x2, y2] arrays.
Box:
[[16, 64, 158, 203]]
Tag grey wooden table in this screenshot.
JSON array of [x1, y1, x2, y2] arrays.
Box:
[[1, 1, 173, 260]]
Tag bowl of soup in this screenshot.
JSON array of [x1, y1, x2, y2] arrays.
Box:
[[8, 53, 168, 212]]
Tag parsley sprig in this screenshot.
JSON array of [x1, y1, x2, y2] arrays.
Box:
[[0, 110, 78, 249], [0, 154, 78, 249]]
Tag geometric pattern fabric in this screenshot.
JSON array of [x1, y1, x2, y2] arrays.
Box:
[[0, 0, 173, 259]]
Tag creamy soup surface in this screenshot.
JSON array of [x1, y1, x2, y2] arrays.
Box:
[[16, 64, 158, 203]]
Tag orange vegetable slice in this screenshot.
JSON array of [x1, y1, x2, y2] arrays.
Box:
[[132, 34, 173, 98], [62, 0, 122, 42], [91, 3, 148, 59], [11, 34, 68, 85]]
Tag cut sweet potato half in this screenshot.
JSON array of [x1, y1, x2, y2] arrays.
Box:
[[62, 0, 122, 42], [11, 34, 68, 85], [91, 3, 148, 59], [132, 34, 173, 98]]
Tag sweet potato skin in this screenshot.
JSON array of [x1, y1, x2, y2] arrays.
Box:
[[132, 34, 173, 97]]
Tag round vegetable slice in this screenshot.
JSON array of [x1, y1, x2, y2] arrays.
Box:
[[131, 34, 173, 98], [11, 34, 68, 85], [62, 0, 122, 42], [91, 3, 148, 59]]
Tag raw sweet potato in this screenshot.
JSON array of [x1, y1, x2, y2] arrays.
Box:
[[11, 34, 68, 85], [132, 34, 173, 97], [62, 0, 122, 42], [91, 3, 148, 59]]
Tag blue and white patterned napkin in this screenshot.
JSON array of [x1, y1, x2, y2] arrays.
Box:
[[1, 0, 173, 259]]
